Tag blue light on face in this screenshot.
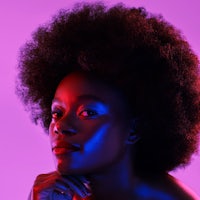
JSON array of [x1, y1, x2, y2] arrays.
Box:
[[78, 102, 109, 118], [82, 121, 112, 159], [68, 124, 111, 171]]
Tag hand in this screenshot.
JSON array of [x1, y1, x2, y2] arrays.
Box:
[[28, 171, 92, 200]]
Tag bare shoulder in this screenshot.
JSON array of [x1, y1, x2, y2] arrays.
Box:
[[166, 174, 200, 200], [134, 173, 200, 200]]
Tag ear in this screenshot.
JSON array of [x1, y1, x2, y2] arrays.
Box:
[[125, 119, 140, 145], [126, 134, 140, 144]]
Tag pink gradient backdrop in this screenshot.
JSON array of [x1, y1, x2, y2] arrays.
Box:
[[0, 0, 199, 199]]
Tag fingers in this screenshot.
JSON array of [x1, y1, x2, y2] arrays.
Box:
[[53, 181, 72, 195], [58, 175, 91, 198], [30, 171, 92, 200], [50, 190, 72, 200], [31, 171, 72, 200]]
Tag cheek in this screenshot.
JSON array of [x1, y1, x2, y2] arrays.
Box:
[[84, 123, 124, 156], [84, 124, 109, 151], [48, 122, 55, 141]]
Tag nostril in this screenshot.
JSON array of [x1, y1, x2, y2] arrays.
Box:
[[54, 125, 60, 134], [54, 123, 77, 136], [61, 129, 77, 136]]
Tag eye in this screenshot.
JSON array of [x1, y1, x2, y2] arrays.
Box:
[[79, 109, 98, 118], [51, 109, 63, 120]]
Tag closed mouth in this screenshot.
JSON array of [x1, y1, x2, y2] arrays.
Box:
[[52, 142, 80, 155]]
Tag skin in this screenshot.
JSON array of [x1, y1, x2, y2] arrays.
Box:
[[49, 71, 133, 175], [30, 71, 200, 200]]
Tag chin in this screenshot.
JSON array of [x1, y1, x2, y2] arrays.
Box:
[[56, 162, 72, 175], [56, 163, 97, 176], [56, 163, 83, 175]]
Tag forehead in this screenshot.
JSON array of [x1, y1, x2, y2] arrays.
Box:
[[54, 71, 129, 110], [56, 72, 108, 96]]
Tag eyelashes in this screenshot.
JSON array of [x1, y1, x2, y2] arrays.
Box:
[[51, 107, 99, 121], [51, 110, 63, 120], [78, 109, 98, 118], [51, 102, 108, 121]]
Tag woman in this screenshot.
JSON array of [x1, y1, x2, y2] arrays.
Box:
[[16, 2, 200, 199]]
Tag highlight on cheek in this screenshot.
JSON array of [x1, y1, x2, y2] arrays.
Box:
[[84, 124, 111, 152]]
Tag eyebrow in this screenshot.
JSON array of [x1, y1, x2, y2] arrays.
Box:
[[77, 94, 105, 102], [52, 94, 105, 104]]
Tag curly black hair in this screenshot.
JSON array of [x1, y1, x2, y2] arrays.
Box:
[[16, 1, 200, 174]]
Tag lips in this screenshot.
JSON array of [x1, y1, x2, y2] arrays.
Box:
[[52, 141, 80, 155]]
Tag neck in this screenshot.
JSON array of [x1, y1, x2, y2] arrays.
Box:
[[87, 150, 136, 200]]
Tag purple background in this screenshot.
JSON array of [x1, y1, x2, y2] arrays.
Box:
[[0, 0, 200, 199]]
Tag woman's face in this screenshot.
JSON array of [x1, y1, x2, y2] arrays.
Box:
[[49, 71, 132, 175]]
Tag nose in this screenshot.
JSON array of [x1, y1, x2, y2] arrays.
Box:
[[54, 118, 77, 136], [54, 124, 77, 136]]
